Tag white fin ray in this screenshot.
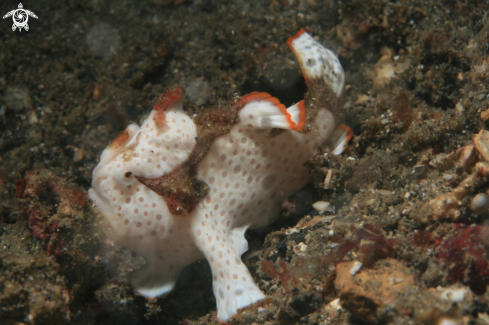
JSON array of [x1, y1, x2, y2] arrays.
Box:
[[239, 92, 301, 130]]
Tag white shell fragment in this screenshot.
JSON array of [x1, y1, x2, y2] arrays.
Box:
[[326, 298, 342, 311], [439, 286, 468, 303], [388, 277, 404, 285], [312, 201, 333, 214], [349, 261, 363, 275], [323, 169, 333, 189], [293, 242, 308, 256]]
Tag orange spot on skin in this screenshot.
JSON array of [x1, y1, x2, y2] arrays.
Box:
[[109, 129, 130, 149]]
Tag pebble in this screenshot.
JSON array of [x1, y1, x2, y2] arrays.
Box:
[[28, 111, 39, 124], [471, 193, 489, 214], [73, 148, 85, 162]]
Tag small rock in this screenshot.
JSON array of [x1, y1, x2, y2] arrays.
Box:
[[376, 189, 393, 196], [335, 259, 414, 324], [443, 173, 454, 181], [429, 152, 457, 171], [410, 164, 429, 180], [28, 110, 39, 124], [457, 145, 478, 171], [293, 242, 307, 256], [481, 108, 489, 121], [471, 193, 489, 214], [73, 148, 85, 162]]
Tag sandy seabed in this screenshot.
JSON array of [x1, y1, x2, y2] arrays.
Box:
[[1, 0, 489, 324]]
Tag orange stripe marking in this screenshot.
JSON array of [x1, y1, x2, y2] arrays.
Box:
[[241, 91, 272, 104], [286, 29, 313, 85], [286, 29, 306, 48], [337, 124, 353, 142], [153, 86, 183, 127], [154, 86, 183, 112], [295, 100, 306, 131]]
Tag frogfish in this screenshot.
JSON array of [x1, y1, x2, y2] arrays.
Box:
[[88, 29, 346, 320]]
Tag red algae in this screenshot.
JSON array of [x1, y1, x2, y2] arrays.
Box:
[[409, 224, 489, 295], [15, 178, 27, 199], [435, 224, 489, 295], [408, 230, 435, 247]]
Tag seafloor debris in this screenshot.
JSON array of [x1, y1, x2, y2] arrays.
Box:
[[424, 161, 489, 222], [335, 257, 472, 325], [7, 169, 117, 324], [368, 47, 409, 88], [423, 141, 484, 221], [429, 151, 458, 171], [261, 223, 397, 292], [16, 169, 88, 256], [0, 253, 70, 324], [474, 130, 489, 161]]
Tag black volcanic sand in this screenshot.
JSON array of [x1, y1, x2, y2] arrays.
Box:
[[1, 0, 489, 324]]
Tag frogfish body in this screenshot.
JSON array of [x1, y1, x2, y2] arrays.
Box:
[[88, 30, 345, 320]]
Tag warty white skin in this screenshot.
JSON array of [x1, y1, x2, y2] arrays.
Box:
[[88, 30, 344, 320]]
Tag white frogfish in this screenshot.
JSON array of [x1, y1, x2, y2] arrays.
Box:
[[88, 29, 346, 320]]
